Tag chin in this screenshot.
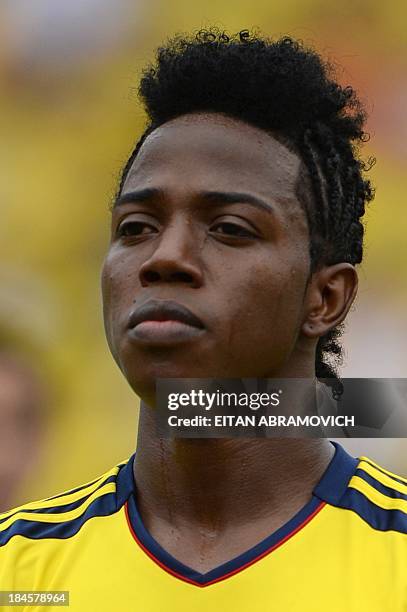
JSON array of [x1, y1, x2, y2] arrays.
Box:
[[124, 365, 194, 407]]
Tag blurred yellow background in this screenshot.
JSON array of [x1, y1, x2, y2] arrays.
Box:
[[0, 0, 406, 507]]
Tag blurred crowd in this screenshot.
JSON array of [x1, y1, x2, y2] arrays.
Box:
[[0, 0, 406, 509]]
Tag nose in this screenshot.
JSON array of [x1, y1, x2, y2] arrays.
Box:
[[138, 218, 204, 288]]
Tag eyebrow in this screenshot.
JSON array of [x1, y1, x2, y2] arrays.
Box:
[[113, 187, 274, 215]]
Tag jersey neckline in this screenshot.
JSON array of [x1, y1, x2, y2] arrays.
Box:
[[121, 441, 358, 587]]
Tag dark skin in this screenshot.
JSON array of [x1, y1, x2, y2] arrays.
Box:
[[101, 112, 358, 573]]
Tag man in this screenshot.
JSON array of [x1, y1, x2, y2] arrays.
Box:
[[0, 30, 406, 611], [0, 351, 44, 512]]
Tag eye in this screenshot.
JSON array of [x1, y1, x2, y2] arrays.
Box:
[[210, 221, 256, 239], [117, 221, 158, 238]]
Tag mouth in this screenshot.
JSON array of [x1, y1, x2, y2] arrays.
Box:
[[127, 299, 205, 345]]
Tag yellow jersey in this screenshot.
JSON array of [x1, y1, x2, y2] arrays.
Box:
[[0, 442, 406, 611]]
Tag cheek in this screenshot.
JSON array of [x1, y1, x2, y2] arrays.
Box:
[[223, 251, 308, 364], [101, 250, 139, 358]]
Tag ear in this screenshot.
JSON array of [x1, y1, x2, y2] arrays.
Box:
[[301, 263, 358, 338]]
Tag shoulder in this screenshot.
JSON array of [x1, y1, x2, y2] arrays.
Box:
[[0, 458, 132, 550], [339, 454, 407, 534]]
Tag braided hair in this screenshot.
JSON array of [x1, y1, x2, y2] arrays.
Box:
[[117, 29, 375, 386]]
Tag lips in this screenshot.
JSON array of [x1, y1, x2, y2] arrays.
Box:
[[127, 300, 205, 330]]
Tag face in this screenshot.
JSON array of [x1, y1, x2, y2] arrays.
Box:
[[0, 356, 43, 511], [101, 113, 313, 404]]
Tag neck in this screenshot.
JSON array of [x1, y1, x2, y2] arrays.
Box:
[[133, 403, 334, 530]]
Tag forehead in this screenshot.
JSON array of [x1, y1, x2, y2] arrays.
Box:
[[122, 113, 302, 206]]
